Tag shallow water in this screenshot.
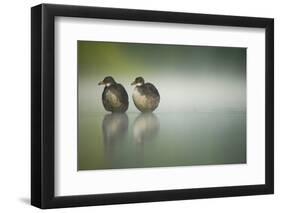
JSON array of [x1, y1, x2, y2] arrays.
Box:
[[78, 112, 246, 170]]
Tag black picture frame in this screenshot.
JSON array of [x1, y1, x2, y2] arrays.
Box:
[[31, 3, 274, 209]]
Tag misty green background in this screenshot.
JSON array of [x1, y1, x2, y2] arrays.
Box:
[[78, 41, 246, 171]]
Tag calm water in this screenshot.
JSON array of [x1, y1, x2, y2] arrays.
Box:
[[78, 112, 246, 170]]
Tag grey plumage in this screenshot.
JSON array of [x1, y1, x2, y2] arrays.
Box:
[[99, 76, 128, 113], [102, 84, 128, 112], [131, 77, 160, 112], [136, 83, 160, 98]]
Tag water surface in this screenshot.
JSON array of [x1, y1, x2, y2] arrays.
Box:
[[78, 111, 246, 170]]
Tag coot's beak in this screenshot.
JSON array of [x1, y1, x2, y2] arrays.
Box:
[[131, 81, 136, 86], [98, 81, 104, 85]]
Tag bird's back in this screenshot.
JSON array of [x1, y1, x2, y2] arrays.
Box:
[[133, 83, 160, 112], [143, 83, 160, 99]]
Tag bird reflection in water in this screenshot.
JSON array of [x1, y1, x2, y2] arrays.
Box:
[[102, 112, 160, 168], [133, 113, 160, 144], [133, 113, 160, 166], [102, 113, 128, 161]]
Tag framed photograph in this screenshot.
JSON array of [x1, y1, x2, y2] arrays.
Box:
[[31, 4, 274, 209]]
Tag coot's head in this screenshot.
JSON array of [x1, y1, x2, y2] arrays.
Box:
[[98, 76, 116, 87], [131, 77, 145, 86]]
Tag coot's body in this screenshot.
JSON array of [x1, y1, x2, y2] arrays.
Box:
[[131, 77, 160, 112], [99, 77, 128, 113]]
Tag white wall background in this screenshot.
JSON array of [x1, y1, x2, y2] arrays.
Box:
[[0, 0, 279, 212]]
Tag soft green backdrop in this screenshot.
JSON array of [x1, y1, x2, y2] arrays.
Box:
[[78, 41, 246, 170]]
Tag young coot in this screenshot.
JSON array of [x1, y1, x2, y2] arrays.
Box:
[[98, 76, 128, 113], [131, 77, 160, 112]]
